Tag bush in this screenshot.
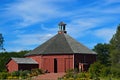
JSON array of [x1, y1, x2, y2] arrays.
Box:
[[89, 62, 103, 79], [76, 72, 86, 78], [65, 69, 75, 78], [30, 68, 43, 77], [11, 71, 20, 77], [88, 62, 114, 79], [0, 69, 44, 79], [19, 70, 31, 79], [62, 69, 90, 80], [34, 68, 43, 74], [100, 66, 111, 77], [111, 64, 120, 78], [0, 72, 9, 79]]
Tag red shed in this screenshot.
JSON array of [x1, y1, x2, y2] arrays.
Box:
[[6, 57, 38, 72], [7, 22, 97, 73]]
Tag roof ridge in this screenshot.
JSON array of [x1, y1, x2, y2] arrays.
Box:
[[64, 34, 96, 54], [63, 34, 74, 53]]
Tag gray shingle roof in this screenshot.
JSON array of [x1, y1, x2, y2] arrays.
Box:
[[25, 33, 96, 56], [11, 57, 38, 64]]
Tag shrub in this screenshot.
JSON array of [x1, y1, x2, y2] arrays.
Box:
[[111, 64, 120, 78], [76, 72, 86, 78], [100, 66, 111, 77], [0, 72, 9, 79], [0, 69, 43, 79], [62, 69, 90, 79], [65, 69, 75, 78], [19, 70, 31, 79], [11, 71, 20, 77], [30, 68, 44, 77], [89, 62, 103, 79], [7, 76, 19, 79], [34, 68, 43, 74]]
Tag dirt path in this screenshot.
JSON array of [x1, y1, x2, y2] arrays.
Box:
[[32, 73, 65, 80]]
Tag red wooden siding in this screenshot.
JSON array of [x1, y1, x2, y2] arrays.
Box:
[[65, 58, 73, 71], [26, 56, 42, 68], [6, 59, 18, 73], [41, 54, 74, 73], [27, 54, 74, 73]]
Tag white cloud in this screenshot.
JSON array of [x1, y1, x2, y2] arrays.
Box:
[[2, 0, 119, 29], [3, 0, 74, 28], [13, 33, 53, 46], [5, 0, 55, 27], [67, 17, 109, 38], [93, 28, 116, 42], [104, 0, 120, 4], [1, 0, 120, 51], [41, 25, 57, 33]]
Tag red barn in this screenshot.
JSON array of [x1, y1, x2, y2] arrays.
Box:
[[6, 22, 97, 73]]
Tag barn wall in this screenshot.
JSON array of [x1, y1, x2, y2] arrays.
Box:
[[74, 54, 96, 71], [26, 56, 42, 68], [28, 54, 74, 73], [6, 60, 18, 72], [42, 54, 74, 73]]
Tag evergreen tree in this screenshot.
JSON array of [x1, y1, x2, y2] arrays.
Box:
[[93, 43, 110, 66], [110, 25, 120, 78], [110, 25, 120, 49], [0, 33, 5, 51]]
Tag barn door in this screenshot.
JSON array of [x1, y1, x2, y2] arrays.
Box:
[[54, 58, 57, 73]]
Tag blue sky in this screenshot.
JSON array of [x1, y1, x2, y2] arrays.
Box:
[[0, 0, 120, 52]]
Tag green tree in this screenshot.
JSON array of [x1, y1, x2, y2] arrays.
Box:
[[0, 33, 5, 51], [93, 43, 110, 66], [89, 62, 103, 79], [110, 25, 120, 49], [110, 25, 120, 78]]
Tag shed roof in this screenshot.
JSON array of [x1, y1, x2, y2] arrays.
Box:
[[25, 33, 96, 56], [11, 57, 38, 64]]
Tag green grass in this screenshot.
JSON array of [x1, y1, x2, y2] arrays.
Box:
[[100, 77, 120, 80]]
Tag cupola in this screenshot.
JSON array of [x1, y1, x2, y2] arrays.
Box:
[[58, 21, 67, 34]]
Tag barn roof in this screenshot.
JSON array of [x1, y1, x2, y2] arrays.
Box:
[[11, 57, 38, 64], [25, 22, 96, 56]]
